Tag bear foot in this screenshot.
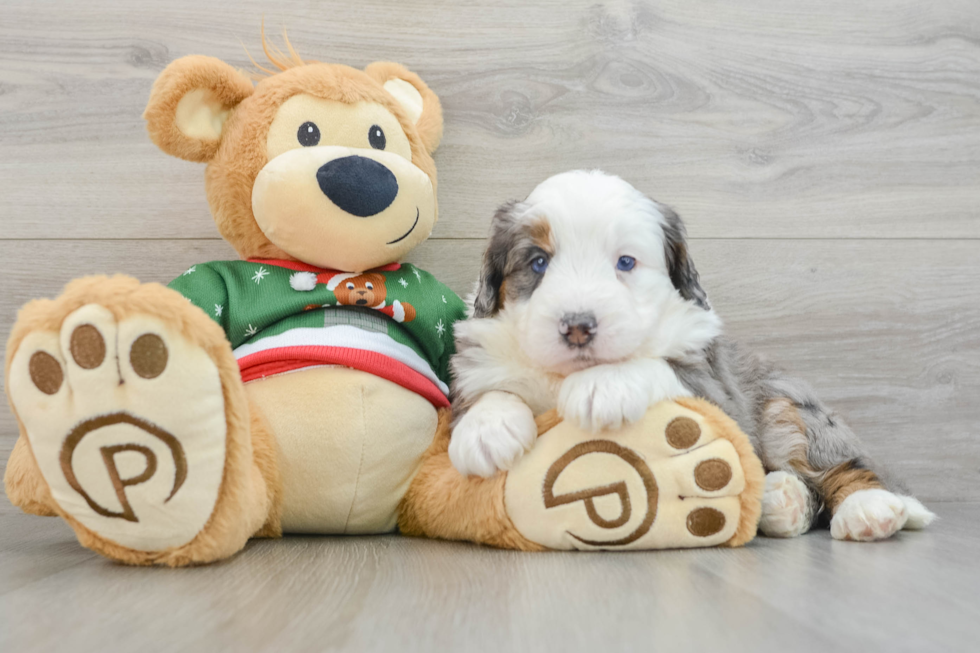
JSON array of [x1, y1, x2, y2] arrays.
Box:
[[402, 397, 765, 551], [503, 399, 765, 550], [6, 277, 269, 565]]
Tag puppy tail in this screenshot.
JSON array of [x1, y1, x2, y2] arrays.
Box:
[[899, 496, 937, 530]]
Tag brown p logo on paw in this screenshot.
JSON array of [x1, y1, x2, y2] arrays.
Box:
[[8, 303, 228, 552], [59, 412, 187, 523], [542, 441, 658, 546], [504, 402, 753, 550]]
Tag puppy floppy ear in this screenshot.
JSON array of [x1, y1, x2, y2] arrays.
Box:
[[143, 55, 254, 163], [658, 204, 711, 310], [472, 201, 525, 318], [364, 62, 443, 154]]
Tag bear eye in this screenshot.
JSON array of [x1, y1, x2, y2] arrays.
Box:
[[368, 125, 386, 150], [346, 282, 355, 290], [298, 122, 320, 147], [365, 282, 374, 290], [617, 255, 636, 272]]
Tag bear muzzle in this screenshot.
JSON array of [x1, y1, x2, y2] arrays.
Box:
[[251, 145, 435, 271]]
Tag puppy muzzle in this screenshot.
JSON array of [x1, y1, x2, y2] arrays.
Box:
[[560, 312, 597, 348]]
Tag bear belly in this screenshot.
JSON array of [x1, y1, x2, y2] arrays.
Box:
[[245, 367, 438, 534]]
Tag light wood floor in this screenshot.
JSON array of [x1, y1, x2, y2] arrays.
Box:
[[1, 0, 978, 650], [1, 503, 978, 652]]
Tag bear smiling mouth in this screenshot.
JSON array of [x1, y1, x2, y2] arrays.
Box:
[[386, 208, 420, 245]]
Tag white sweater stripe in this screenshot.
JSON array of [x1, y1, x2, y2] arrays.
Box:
[[232, 325, 449, 395]]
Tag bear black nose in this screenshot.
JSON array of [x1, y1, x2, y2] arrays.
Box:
[[316, 156, 398, 217]]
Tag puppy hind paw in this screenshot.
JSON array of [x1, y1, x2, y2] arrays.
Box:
[[758, 471, 812, 538], [830, 489, 908, 542]]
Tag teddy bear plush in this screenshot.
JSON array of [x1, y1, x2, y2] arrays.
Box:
[[3, 38, 764, 565]]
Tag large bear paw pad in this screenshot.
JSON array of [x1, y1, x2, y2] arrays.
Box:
[[505, 403, 753, 550], [9, 304, 227, 552]]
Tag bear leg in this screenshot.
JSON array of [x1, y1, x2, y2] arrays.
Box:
[[398, 409, 546, 551], [4, 435, 58, 516], [4, 275, 277, 566], [402, 400, 765, 551]]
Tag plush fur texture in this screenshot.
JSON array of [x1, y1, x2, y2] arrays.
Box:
[[363, 61, 443, 153], [4, 276, 275, 566], [398, 409, 546, 551], [3, 436, 57, 517], [402, 398, 764, 549], [4, 38, 452, 565], [674, 397, 765, 547], [144, 55, 256, 164], [450, 170, 934, 541], [144, 48, 442, 265]]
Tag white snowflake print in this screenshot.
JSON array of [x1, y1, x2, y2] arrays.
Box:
[[398, 278, 409, 288], [413, 269, 422, 283], [182, 266, 197, 276], [214, 304, 223, 317], [251, 267, 269, 284], [435, 319, 445, 337], [244, 324, 258, 337], [442, 295, 447, 304]]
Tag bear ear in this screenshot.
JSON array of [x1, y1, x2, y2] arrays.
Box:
[[363, 62, 443, 154], [144, 55, 254, 163]]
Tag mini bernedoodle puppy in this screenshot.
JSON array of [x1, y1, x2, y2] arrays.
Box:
[[449, 169, 935, 542]]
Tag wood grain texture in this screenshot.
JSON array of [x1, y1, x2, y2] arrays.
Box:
[[0, 238, 976, 501], [0, 2, 978, 648], [0, 0, 978, 239], [1, 503, 979, 652]]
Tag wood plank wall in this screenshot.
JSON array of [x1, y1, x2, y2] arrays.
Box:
[[1, 0, 977, 503]]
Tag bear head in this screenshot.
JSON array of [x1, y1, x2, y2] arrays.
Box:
[[143, 36, 443, 272]]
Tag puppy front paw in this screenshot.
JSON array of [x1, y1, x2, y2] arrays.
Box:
[[449, 392, 537, 478], [558, 366, 650, 432]]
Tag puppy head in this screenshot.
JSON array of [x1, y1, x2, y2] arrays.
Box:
[[473, 170, 719, 374]]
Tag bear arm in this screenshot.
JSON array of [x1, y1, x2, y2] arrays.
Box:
[[167, 263, 232, 341]]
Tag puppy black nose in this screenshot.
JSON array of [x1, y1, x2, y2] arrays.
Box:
[[316, 156, 398, 217], [560, 312, 597, 348]]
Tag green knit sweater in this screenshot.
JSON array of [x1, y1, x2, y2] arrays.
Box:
[[168, 258, 467, 407]]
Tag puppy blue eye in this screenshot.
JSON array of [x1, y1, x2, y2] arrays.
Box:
[[617, 256, 636, 272], [531, 256, 549, 274]]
